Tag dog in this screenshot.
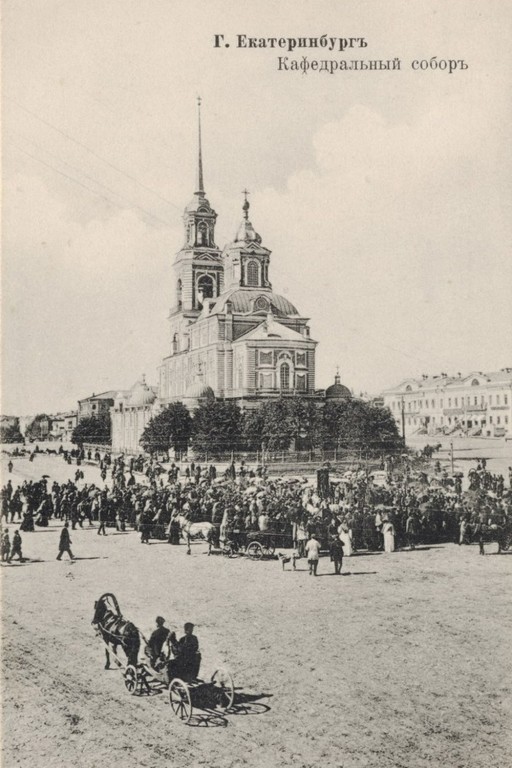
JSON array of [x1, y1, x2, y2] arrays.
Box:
[[278, 552, 297, 571]]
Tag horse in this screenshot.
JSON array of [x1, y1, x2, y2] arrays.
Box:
[[92, 593, 140, 669], [177, 515, 215, 555], [474, 522, 512, 555]]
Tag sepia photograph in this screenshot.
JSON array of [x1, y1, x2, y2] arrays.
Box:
[[2, 1, 511, 766]]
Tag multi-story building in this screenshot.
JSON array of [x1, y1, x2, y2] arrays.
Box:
[[382, 369, 512, 438], [50, 412, 78, 441], [78, 391, 118, 421], [111, 103, 336, 453]]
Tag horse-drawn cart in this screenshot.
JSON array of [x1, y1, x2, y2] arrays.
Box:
[[92, 593, 235, 724], [123, 661, 235, 724], [223, 530, 291, 559]]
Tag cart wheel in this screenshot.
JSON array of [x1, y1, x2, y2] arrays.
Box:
[[223, 541, 235, 558], [168, 678, 192, 723], [124, 665, 138, 695], [246, 542, 263, 559], [211, 668, 235, 711]]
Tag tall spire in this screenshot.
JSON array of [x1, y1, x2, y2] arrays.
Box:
[[196, 96, 204, 194]]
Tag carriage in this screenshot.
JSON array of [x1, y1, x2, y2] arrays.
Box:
[[223, 529, 292, 559], [92, 593, 235, 724]]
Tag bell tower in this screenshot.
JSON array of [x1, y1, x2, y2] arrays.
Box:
[[171, 98, 223, 320], [223, 192, 272, 291]]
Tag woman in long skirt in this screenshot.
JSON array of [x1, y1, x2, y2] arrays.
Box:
[[338, 521, 353, 557], [382, 520, 395, 553]]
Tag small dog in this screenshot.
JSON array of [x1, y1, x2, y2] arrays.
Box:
[[278, 552, 297, 571]]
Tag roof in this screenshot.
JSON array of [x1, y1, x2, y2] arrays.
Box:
[[78, 390, 118, 403], [233, 315, 310, 343], [128, 379, 158, 407], [183, 381, 215, 401], [209, 288, 299, 317], [383, 368, 512, 394], [325, 374, 351, 399]]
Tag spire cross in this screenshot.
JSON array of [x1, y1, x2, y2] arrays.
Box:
[[242, 188, 250, 219]]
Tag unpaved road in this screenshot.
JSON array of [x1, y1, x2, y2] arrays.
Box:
[[1, 455, 512, 768]]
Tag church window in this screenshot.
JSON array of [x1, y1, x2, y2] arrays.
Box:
[[259, 372, 273, 389], [259, 351, 273, 366], [196, 275, 214, 309], [197, 221, 209, 246], [280, 363, 290, 390], [254, 296, 269, 312], [177, 279, 182, 309], [296, 374, 307, 392], [471, 378, 480, 386], [296, 352, 306, 367], [246, 260, 259, 287]]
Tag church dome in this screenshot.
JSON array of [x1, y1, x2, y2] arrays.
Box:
[[325, 373, 351, 400], [184, 381, 215, 401], [211, 288, 298, 317], [234, 194, 262, 243], [129, 377, 157, 407], [235, 218, 262, 244]]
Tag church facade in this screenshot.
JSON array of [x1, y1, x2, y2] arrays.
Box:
[[158, 133, 317, 409], [112, 105, 347, 453]]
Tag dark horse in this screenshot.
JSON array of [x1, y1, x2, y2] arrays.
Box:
[[92, 593, 140, 669]]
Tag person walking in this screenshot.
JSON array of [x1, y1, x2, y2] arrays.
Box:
[[406, 512, 418, 550], [305, 532, 321, 576], [1, 528, 11, 562], [329, 536, 344, 575], [8, 530, 23, 562], [56, 522, 74, 560], [97, 495, 107, 536]]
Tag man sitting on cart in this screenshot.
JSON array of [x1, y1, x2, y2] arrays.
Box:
[[146, 616, 171, 670], [168, 623, 201, 680]]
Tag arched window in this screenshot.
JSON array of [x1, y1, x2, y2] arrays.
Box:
[[246, 260, 259, 287], [197, 221, 209, 246], [280, 363, 290, 390], [176, 279, 182, 309], [197, 274, 214, 300]]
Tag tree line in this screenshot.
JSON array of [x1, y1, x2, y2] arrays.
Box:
[[138, 397, 402, 456]]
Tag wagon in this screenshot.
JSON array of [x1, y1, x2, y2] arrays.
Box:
[[93, 593, 235, 725], [242, 529, 292, 559], [123, 658, 235, 724]]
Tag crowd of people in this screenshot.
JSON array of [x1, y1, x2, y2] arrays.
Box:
[[1, 445, 511, 567]]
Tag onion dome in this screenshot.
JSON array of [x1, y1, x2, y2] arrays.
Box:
[[235, 192, 262, 244], [325, 371, 351, 400], [129, 376, 157, 407]]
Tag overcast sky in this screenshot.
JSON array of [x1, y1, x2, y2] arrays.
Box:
[[2, 0, 511, 415]]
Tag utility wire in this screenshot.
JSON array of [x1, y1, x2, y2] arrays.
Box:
[[10, 143, 172, 227], [4, 94, 183, 213], [9, 136, 173, 227]]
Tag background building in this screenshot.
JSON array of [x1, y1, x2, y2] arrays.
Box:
[[49, 412, 78, 441], [383, 369, 512, 438], [78, 391, 118, 421]]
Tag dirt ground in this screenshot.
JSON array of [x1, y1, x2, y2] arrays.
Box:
[[1, 454, 512, 768]]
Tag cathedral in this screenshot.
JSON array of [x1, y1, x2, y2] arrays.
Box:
[[112, 103, 346, 453]]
